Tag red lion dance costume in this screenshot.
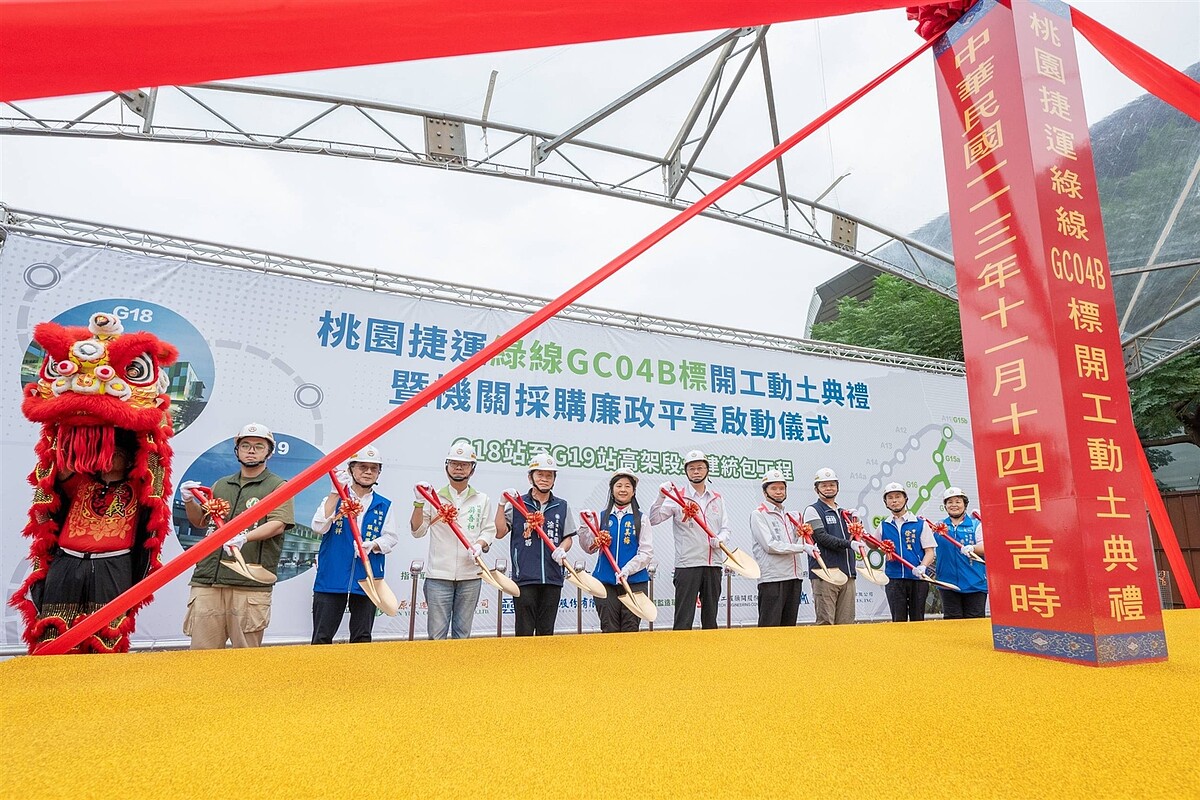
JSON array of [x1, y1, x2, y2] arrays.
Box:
[[10, 311, 178, 653]]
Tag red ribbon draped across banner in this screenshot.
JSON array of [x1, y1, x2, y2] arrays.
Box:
[[0, 0, 917, 102]]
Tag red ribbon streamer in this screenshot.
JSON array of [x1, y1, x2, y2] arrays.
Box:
[[34, 35, 935, 655]]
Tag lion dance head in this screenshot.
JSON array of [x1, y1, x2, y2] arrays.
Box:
[[10, 312, 179, 653]]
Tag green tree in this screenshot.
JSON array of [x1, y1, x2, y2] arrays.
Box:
[[811, 274, 964, 361], [813, 274, 1200, 464]]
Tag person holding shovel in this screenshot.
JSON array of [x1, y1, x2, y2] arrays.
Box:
[[750, 469, 814, 627], [309, 445, 400, 644], [180, 422, 294, 649], [495, 452, 574, 636], [801, 467, 863, 626], [648, 449, 731, 631], [874, 482, 937, 622], [935, 486, 987, 619], [411, 439, 496, 640], [576, 468, 654, 633]]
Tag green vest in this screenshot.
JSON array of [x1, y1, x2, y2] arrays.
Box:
[[189, 469, 294, 591]]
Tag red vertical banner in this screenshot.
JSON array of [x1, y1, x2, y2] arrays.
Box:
[[933, 0, 1166, 665]]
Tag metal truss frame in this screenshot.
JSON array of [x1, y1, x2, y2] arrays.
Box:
[[0, 205, 966, 377], [0, 27, 958, 299]]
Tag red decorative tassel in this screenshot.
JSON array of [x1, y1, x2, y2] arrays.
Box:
[[907, 1, 978, 40]]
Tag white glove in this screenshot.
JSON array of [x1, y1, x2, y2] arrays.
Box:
[[960, 543, 975, 557], [849, 540, 868, 558], [502, 488, 519, 506], [361, 539, 380, 554], [180, 480, 202, 503], [615, 566, 629, 583], [710, 532, 729, 550], [468, 542, 484, 560], [912, 564, 928, 579], [658, 481, 677, 501], [222, 532, 248, 555], [335, 468, 352, 489], [414, 482, 434, 501], [802, 543, 818, 559], [550, 546, 567, 565]]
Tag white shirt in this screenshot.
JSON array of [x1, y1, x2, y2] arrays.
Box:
[[413, 484, 497, 580], [648, 483, 731, 569]]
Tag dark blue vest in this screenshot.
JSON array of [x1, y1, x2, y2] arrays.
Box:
[[592, 509, 649, 586], [510, 492, 569, 586], [313, 493, 391, 595]]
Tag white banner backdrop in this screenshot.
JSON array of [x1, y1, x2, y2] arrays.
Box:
[[0, 233, 978, 647]]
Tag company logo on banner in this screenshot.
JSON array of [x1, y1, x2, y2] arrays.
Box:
[[0, 233, 976, 647]]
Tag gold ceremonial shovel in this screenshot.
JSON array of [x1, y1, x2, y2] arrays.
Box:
[[329, 472, 399, 615], [505, 492, 607, 599], [785, 513, 847, 586], [660, 484, 761, 580], [418, 485, 520, 597], [188, 486, 277, 585], [616, 575, 658, 622]]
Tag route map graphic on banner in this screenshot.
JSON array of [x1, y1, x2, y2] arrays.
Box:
[[0, 233, 978, 646]]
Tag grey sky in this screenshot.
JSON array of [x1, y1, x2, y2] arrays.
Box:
[[1, 1, 1196, 341]]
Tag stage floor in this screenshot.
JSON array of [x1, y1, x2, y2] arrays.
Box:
[[2, 611, 1198, 798]]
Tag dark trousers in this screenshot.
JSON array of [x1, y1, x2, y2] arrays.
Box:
[[514, 583, 563, 636], [941, 590, 988, 619], [758, 579, 803, 627], [885, 578, 930, 622], [596, 581, 649, 633], [312, 591, 377, 644], [673, 566, 722, 630]]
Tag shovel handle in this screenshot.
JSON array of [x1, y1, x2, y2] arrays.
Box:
[[784, 512, 820, 554], [933, 529, 986, 564], [418, 484, 476, 553], [505, 492, 571, 573], [329, 471, 375, 574], [663, 485, 717, 541], [188, 487, 224, 527]]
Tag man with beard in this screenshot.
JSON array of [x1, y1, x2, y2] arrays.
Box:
[[649, 450, 731, 631], [181, 422, 295, 649]]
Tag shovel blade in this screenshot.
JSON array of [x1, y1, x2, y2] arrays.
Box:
[[360, 578, 400, 616], [857, 562, 889, 586], [618, 589, 658, 623], [812, 566, 848, 586], [490, 569, 521, 597], [566, 568, 608, 599], [221, 547, 277, 585], [722, 547, 761, 580]]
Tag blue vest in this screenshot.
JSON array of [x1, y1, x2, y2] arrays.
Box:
[[878, 515, 928, 580], [806, 500, 857, 580], [313, 493, 391, 595], [510, 492, 569, 587], [592, 510, 649, 586], [935, 516, 988, 594]]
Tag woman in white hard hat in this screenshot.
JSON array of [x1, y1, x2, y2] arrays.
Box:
[[577, 468, 653, 633], [310, 445, 400, 644], [936, 487, 987, 618]]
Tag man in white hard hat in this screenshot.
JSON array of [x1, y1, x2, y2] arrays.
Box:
[[310, 445, 400, 644], [495, 451, 574, 636], [936, 486, 987, 619], [802, 467, 863, 625], [411, 439, 496, 640], [750, 470, 815, 627], [180, 422, 295, 649], [649, 449, 731, 630], [874, 482, 936, 622]]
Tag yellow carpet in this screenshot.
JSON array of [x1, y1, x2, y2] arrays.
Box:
[[3, 611, 1199, 799]]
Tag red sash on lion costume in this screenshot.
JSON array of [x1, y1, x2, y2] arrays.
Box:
[[10, 311, 178, 653]]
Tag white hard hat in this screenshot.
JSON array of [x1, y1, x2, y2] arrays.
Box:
[[235, 422, 275, 446], [445, 439, 477, 463], [813, 467, 838, 483], [883, 482, 908, 497], [611, 468, 638, 484], [683, 450, 709, 467], [761, 469, 788, 487], [528, 452, 559, 472], [943, 486, 969, 502], [349, 445, 383, 465]]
